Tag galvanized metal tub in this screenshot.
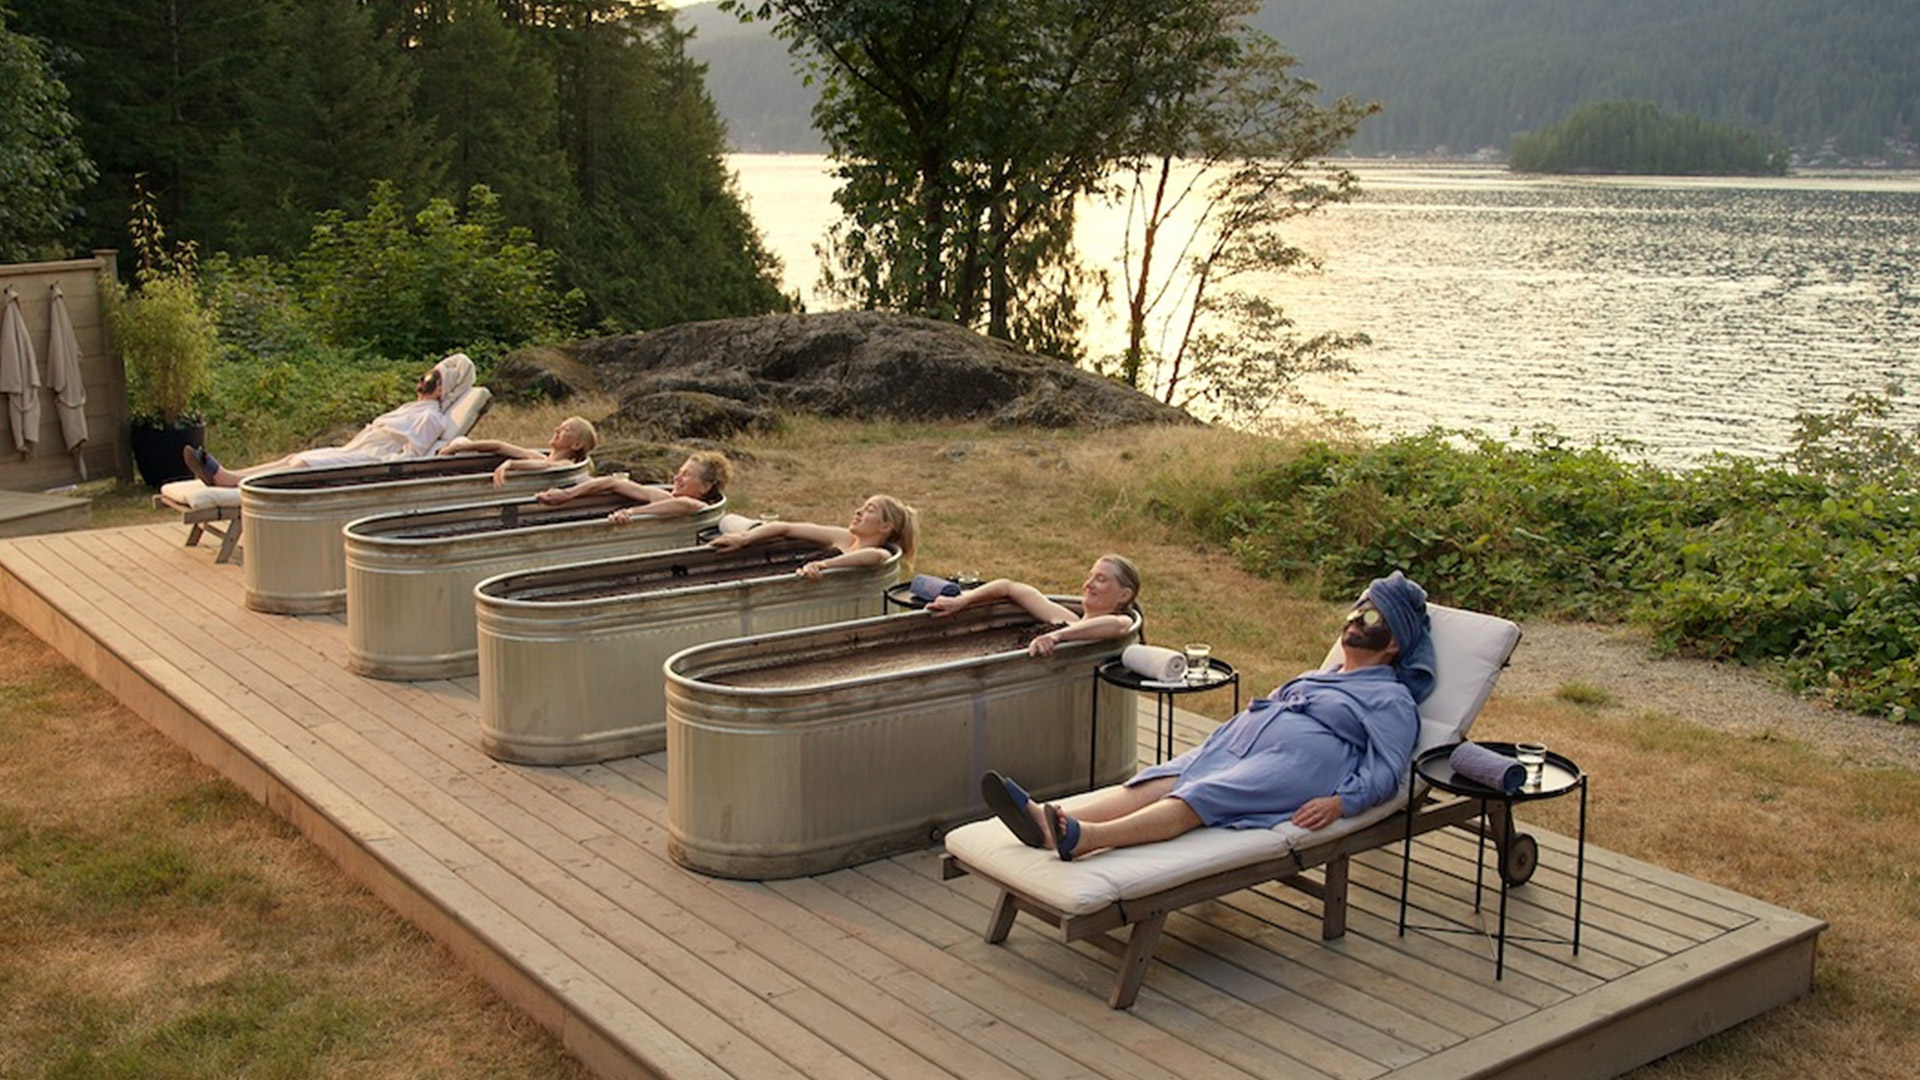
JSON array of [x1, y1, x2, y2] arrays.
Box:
[[664, 599, 1141, 879], [240, 455, 590, 615], [475, 540, 900, 765], [343, 494, 725, 681]]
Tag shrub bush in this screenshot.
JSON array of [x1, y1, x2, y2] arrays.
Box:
[[1161, 419, 1920, 721]]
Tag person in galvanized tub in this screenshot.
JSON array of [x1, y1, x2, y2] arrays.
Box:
[[436, 415, 596, 485], [982, 571, 1433, 861], [534, 449, 731, 523], [926, 554, 1140, 658], [706, 493, 919, 579]]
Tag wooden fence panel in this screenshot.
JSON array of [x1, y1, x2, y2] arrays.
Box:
[[0, 252, 131, 491]]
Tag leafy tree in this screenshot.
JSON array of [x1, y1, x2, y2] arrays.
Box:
[[13, 0, 277, 249], [208, 0, 446, 258], [539, 1, 789, 327], [0, 9, 97, 261], [296, 181, 584, 362], [1108, 29, 1376, 419], [406, 0, 568, 246], [728, 0, 1250, 359]]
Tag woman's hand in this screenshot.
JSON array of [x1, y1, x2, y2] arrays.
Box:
[[535, 487, 568, 504], [1290, 795, 1344, 831], [438, 436, 473, 456], [1027, 629, 1062, 657], [491, 461, 511, 487], [927, 594, 964, 616], [608, 506, 638, 524], [797, 560, 826, 580], [708, 533, 747, 551]]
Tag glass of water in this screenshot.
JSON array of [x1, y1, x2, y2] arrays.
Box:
[[1514, 742, 1548, 790], [1183, 642, 1212, 681]]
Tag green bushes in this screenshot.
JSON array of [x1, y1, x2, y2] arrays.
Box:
[[185, 183, 584, 463], [1172, 405, 1920, 722], [297, 183, 584, 361], [1197, 429, 1683, 618]]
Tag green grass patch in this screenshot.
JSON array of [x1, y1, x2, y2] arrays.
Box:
[[1554, 680, 1616, 707]]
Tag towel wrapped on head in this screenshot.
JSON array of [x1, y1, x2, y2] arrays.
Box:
[[1366, 570, 1436, 702], [434, 352, 476, 412], [1121, 644, 1187, 682]]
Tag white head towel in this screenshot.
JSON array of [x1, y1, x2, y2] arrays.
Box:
[[1122, 644, 1187, 682], [434, 352, 476, 412]]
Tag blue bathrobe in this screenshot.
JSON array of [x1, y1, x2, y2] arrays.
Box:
[[1128, 664, 1418, 828]]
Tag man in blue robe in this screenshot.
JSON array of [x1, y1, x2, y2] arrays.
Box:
[[982, 571, 1434, 860]]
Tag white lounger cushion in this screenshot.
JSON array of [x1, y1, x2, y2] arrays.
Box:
[[159, 479, 240, 510], [944, 603, 1522, 916], [438, 385, 492, 448]]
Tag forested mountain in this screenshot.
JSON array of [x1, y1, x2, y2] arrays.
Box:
[[683, 0, 1918, 164], [12, 0, 785, 330]]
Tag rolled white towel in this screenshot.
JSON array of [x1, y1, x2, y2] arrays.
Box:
[[1122, 644, 1187, 682]]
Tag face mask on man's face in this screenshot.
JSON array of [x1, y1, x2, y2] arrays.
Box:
[[1344, 605, 1394, 651]]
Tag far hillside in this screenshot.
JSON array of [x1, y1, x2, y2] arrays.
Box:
[[682, 0, 1919, 165]]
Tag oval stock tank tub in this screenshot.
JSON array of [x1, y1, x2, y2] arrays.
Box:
[[240, 455, 590, 615], [343, 494, 725, 681], [475, 540, 899, 765], [663, 599, 1141, 879]]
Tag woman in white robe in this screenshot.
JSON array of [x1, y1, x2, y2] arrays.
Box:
[[183, 354, 475, 487]]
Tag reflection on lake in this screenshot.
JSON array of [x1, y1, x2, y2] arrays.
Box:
[[730, 155, 1920, 467]]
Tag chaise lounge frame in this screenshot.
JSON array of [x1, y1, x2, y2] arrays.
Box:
[[152, 387, 492, 564], [940, 603, 1522, 1009]]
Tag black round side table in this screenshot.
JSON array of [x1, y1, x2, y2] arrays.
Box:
[[1398, 741, 1588, 980], [1092, 658, 1241, 777]]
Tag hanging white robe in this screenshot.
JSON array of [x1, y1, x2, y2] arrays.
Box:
[[1, 287, 42, 456]]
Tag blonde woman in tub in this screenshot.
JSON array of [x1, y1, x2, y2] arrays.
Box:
[[182, 353, 477, 486], [981, 571, 1433, 860], [707, 493, 919, 579], [535, 449, 730, 523], [437, 415, 596, 485], [926, 554, 1141, 657]]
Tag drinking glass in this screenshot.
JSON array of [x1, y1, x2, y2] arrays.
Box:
[[1515, 742, 1548, 789], [1183, 642, 1212, 681]]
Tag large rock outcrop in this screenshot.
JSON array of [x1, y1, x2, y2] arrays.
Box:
[[496, 311, 1192, 438]]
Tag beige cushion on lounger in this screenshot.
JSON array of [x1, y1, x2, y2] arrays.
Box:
[[159, 478, 241, 511], [943, 603, 1522, 917]]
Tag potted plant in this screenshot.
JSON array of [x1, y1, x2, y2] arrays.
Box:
[[106, 185, 217, 487]]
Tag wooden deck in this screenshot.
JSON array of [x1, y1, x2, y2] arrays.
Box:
[[0, 524, 1825, 1080]]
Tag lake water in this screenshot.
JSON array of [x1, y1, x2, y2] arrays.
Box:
[[728, 154, 1920, 467]]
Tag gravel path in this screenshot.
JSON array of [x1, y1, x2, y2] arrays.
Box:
[[1497, 620, 1920, 771]]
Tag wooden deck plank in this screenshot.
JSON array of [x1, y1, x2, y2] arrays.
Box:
[[74, 530, 814, 1080], [865, 857, 1400, 1080], [108, 552, 958, 1080], [764, 873, 1268, 1080], [0, 525, 1827, 1080]]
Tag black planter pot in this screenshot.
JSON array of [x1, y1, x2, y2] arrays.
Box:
[[129, 418, 207, 489]]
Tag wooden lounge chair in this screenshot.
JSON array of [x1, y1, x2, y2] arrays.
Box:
[[153, 387, 492, 563], [940, 602, 1522, 1008]]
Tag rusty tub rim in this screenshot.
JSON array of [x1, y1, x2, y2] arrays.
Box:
[[342, 492, 727, 548], [473, 540, 899, 612], [238, 453, 590, 496], [662, 597, 1141, 700]]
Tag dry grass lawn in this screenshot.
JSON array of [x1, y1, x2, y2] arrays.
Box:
[[4, 404, 1917, 1078]]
